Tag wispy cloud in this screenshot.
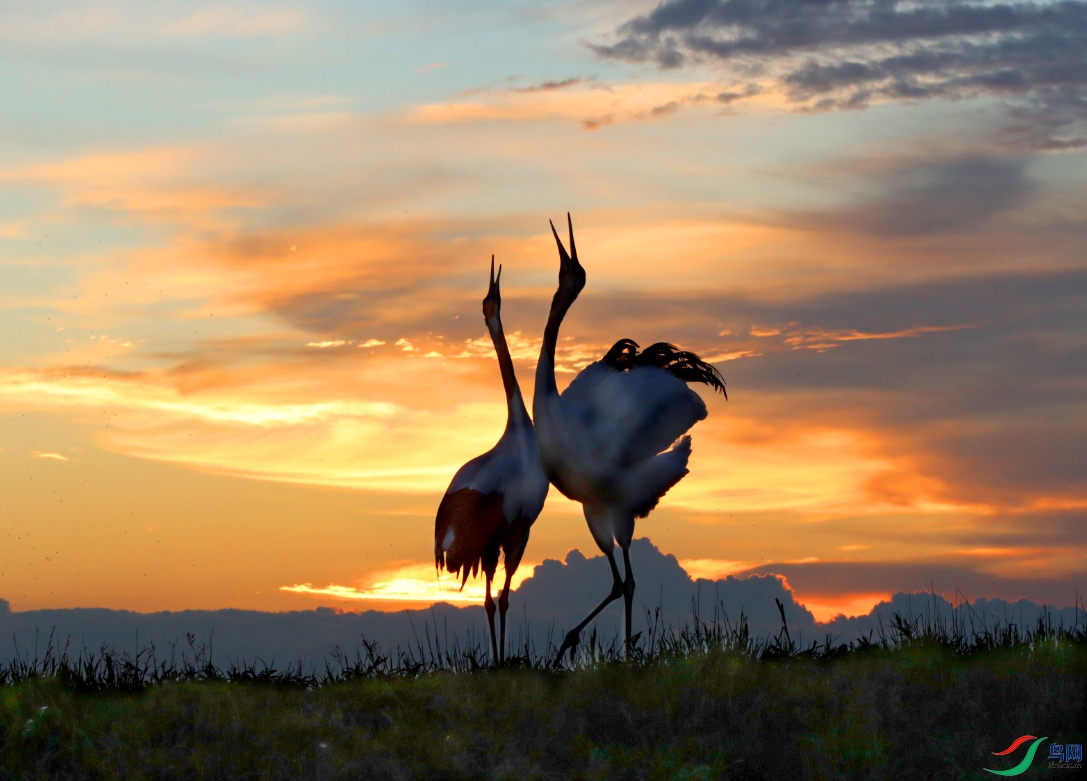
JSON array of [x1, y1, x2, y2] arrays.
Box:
[[783, 323, 977, 351], [0, 147, 263, 230], [592, 0, 1087, 148], [416, 62, 448, 74], [508, 77, 583, 93], [409, 78, 756, 128]]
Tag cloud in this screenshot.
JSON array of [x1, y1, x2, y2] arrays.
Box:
[[593, 0, 1087, 147], [738, 558, 1086, 611], [569, 264, 1087, 519], [0, 147, 263, 230], [409, 78, 741, 128], [0, 362, 512, 494], [4, 539, 1082, 665], [508, 77, 584, 93], [783, 323, 976, 352], [794, 154, 1034, 238]]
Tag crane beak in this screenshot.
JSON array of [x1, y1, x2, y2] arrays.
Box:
[[550, 213, 585, 288], [549, 219, 570, 265], [566, 212, 577, 264], [483, 255, 501, 317]]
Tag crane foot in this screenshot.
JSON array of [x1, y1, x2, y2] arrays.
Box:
[[553, 629, 580, 668]]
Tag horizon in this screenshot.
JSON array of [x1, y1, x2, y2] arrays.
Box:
[[2, 1, 1085, 624], [5, 538, 1084, 669]]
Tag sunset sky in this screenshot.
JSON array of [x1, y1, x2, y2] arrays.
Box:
[[2, 0, 1085, 623]]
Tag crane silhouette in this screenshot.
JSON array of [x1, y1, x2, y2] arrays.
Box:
[[532, 215, 726, 663], [434, 257, 549, 664]]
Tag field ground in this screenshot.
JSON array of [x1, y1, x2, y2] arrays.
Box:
[[1, 612, 1085, 780]]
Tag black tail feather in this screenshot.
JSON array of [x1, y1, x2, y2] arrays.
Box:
[[603, 338, 639, 371], [603, 339, 727, 398]]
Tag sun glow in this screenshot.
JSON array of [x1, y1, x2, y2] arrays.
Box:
[[280, 561, 539, 605], [801, 593, 895, 623], [678, 559, 752, 581]]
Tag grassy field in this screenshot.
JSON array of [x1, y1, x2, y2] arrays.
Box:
[[2, 609, 1085, 780]]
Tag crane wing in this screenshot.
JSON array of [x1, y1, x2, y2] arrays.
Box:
[[559, 360, 617, 408], [581, 364, 707, 468], [445, 429, 549, 527], [623, 435, 693, 518]]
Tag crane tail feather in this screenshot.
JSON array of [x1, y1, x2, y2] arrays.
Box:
[[434, 488, 505, 585]]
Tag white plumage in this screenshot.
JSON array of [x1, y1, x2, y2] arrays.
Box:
[[445, 388, 548, 524]]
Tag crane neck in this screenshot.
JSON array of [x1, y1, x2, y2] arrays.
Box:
[[536, 287, 576, 398], [486, 315, 530, 425]]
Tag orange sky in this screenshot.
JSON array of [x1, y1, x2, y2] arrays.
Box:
[[2, 1, 1085, 622]]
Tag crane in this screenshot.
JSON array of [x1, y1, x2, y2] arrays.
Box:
[[532, 216, 726, 663], [435, 257, 549, 664]]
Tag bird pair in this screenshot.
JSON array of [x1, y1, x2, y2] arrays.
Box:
[[434, 215, 726, 666]]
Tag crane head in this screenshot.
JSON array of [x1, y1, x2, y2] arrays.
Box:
[[550, 213, 585, 299], [482, 255, 502, 321]]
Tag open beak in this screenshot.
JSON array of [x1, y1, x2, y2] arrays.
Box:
[[549, 213, 583, 280], [485, 254, 502, 311]]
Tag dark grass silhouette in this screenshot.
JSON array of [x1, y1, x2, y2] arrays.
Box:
[[2, 598, 1085, 779]]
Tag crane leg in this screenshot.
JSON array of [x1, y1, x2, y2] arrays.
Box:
[[622, 545, 636, 659], [554, 550, 623, 666], [498, 569, 514, 666], [484, 573, 499, 667], [498, 523, 529, 666]]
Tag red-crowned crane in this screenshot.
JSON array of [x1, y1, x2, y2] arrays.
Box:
[[434, 258, 549, 665], [533, 215, 726, 663]]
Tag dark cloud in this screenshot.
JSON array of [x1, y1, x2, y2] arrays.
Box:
[[513, 538, 817, 641], [4, 540, 1081, 664], [649, 100, 682, 116], [739, 560, 1086, 609], [936, 509, 1087, 549], [509, 77, 583, 93], [572, 266, 1087, 507], [714, 84, 761, 102], [0, 540, 817, 665], [458, 76, 593, 98], [798, 154, 1033, 238], [821, 593, 1087, 642], [592, 0, 1087, 147], [744, 274, 1087, 505]]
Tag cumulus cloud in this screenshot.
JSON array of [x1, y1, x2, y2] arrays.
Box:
[[593, 0, 1087, 147], [4, 539, 1081, 665]]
